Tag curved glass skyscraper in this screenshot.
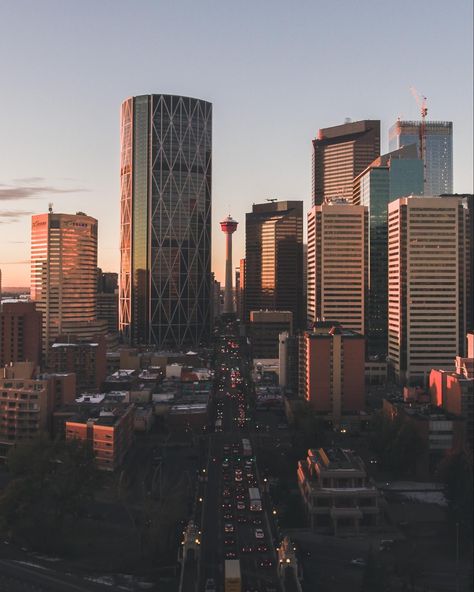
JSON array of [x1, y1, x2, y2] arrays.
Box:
[[119, 94, 212, 348]]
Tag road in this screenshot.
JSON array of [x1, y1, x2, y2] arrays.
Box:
[[0, 559, 107, 592], [198, 322, 282, 592]]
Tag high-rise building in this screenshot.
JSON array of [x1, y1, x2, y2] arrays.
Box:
[[353, 145, 424, 357], [119, 94, 212, 348], [307, 199, 367, 335], [0, 302, 42, 368], [389, 120, 453, 195], [312, 120, 380, 206], [249, 310, 293, 359], [238, 258, 246, 321], [244, 201, 304, 328], [97, 269, 118, 333], [298, 323, 365, 425], [31, 211, 98, 356], [388, 196, 469, 385]]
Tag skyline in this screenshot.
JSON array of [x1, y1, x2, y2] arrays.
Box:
[[0, 0, 473, 287]]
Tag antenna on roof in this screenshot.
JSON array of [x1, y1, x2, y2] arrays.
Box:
[[266, 198, 277, 203], [48, 202, 53, 213]]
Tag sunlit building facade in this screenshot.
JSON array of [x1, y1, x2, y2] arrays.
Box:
[[388, 196, 469, 385], [307, 200, 367, 335], [119, 94, 212, 348], [31, 212, 98, 356], [389, 120, 453, 196], [244, 201, 304, 328], [312, 120, 380, 206]]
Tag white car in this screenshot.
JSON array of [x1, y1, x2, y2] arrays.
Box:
[[254, 528, 264, 539]]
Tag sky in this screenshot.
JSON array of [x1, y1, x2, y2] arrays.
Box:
[[0, 0, 472, 287]]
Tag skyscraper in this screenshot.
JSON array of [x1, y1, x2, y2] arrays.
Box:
[[388, 196, 468, 385], [244, 201, 304, 329], [31, 211, 99, 355], [307, 199, 367, 336], [353, 145, 424, 357], [389, 120, 453, 195], [312, 120, 380, 205], [119, 94, 212, 348]]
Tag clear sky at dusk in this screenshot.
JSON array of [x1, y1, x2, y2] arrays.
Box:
[[0, 0, 472, 287]]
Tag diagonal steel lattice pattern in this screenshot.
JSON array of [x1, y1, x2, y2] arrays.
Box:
[[119, 94, 212, 348]]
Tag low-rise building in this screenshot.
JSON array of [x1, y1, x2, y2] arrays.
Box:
[[297, 447, 380, 534], [0, 363, 75, 457], [249, 310, 293, 359], [65, 401, 134, 471], [382, 398, 465, 477]]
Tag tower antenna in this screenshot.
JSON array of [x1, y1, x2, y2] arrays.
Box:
[[410, 87, 428, 184]]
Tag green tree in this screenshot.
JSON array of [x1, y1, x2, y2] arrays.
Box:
[[0, 436, 100, 550]]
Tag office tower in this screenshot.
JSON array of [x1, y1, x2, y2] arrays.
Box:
[[298, 322, 365, 425], [389, 120, 453, 195], [235, 267, 241, 319], [388, 196, 469, 385], [353, 145, 424, 357], [312, 120, 380, 206], [307, 199, 367, 335], [119, 94, 212, 348], [249, 310, 293, 359], [97, 269, 118, 333], [31, 211, 99, 356], [220, 215, 238, 314], [0, 302, 42, 368], [244, 201, 304, 328]]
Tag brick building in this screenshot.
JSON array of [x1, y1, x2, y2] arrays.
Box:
[[0, 302, 42, 368]]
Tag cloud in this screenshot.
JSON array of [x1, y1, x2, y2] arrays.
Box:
[[12, 176, 45, 184], [0, 183, 88, 201], [0, 210, 35, 218], [0, 260, 31, 265]]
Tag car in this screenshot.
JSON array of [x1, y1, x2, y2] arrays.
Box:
[[252, 518, 263, 526], [237, 515, 247, 524], [235, 493, 245, 500], [222, 503, 232, 510], [204, 578, 216, 592], [256, 543, 268, 552], [254, 528, 264, 539], [235, 474, 243, 482], [350, 558, 366, 567], [240, 545, 254, 553], [223, 512, 234, 520], [222, 460, 230, 469], [259, 558, 273, 568], [236, 501, 245, 510], [225, 550, 237, 559], [224, 537, 236, 546], [224, 523, 234, 533], [223, 488, 231, 498]]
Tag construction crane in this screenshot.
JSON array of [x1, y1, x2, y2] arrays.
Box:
[[266, 198, 277, 202], [410, 86, 428, 183]]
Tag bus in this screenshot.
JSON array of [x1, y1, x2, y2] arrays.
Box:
[[248, 487, 262, 512], [242, 438, 252, 457]]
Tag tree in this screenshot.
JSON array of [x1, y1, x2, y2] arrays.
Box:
[[0, 436, 100, 550], [438, 450, 473, 541]]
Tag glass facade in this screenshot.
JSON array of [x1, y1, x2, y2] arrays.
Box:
[[354, 149, 423, 357], [31, 212, 98, 354], [119, 95, 212, 348], [389, 120, 453, 196]]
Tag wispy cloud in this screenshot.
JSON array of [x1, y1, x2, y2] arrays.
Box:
[[12, 176, 46, 184], [0, 181, 88, 201], [0, 210, 35, 218]]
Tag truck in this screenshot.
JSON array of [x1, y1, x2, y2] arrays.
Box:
[[225, 559, 241, 592], [248, 487, 262, 512]]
